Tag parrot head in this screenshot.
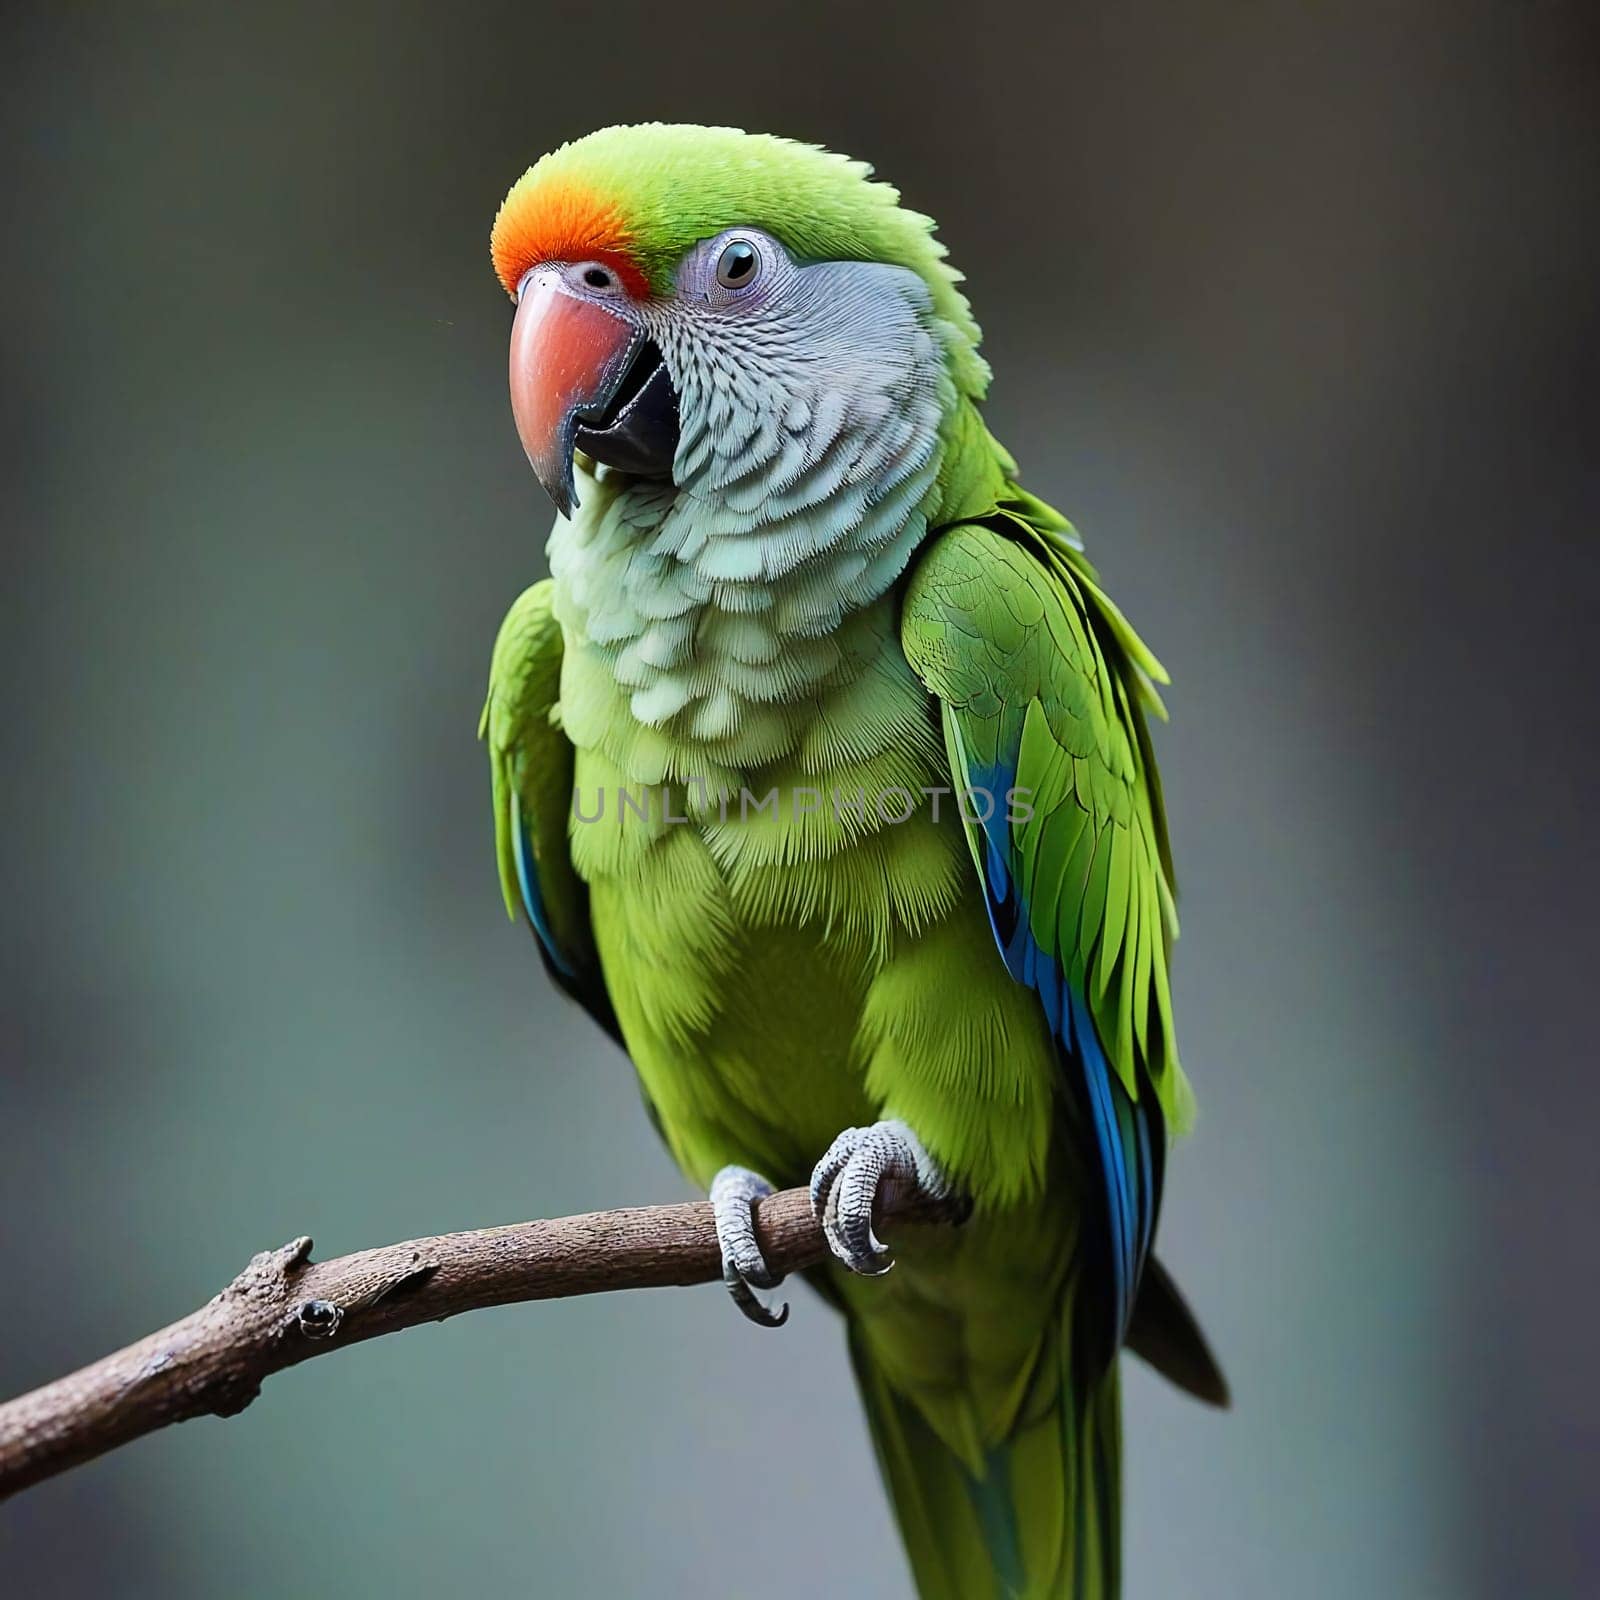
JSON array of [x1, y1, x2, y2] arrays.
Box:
[[490, 124, 989, 520]]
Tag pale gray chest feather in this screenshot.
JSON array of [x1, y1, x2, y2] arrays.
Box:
[[550, 262, 958, 739]]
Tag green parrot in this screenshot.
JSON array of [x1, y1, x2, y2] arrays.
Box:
[[480, 124, 1225, 1599]]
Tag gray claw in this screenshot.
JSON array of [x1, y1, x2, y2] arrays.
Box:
[[710, 1166, 789, 1329], [809, 1120, 952, 1277]]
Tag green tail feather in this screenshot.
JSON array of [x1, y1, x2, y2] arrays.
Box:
[[849, 1316, 1121, 1599]]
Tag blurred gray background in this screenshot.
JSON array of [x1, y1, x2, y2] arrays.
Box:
[[2, 3, 1596, 1595]]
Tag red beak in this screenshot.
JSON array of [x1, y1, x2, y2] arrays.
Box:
[[508, 269, 640, 517]]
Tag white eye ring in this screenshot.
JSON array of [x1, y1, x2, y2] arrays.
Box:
[[714, 239, 760, 290]]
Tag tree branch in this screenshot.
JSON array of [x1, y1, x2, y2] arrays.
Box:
[[0, 1186, 960, 1501]]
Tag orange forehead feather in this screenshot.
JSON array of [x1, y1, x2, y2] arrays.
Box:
[[490, 176, 648, 300]]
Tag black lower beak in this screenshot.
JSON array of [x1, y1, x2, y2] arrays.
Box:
[[573, 337, 679, 482]]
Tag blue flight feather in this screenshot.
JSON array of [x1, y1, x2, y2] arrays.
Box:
[[1071, 989, 1138, 1339], [963, 759, 1152, 1349], [509, 791, 576, 979]]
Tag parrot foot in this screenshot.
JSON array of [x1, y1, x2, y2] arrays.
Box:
[[709, 1165, 789, 1329], [809, 1120, 955, 1277]]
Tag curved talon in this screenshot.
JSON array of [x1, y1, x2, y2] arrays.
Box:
[[830, 1150, 895, 1274], [723, 1264, 789, 1328], [710, 1165, 789, 1328], [809, 1120, 954, 1278]]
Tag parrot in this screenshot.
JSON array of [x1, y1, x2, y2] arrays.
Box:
[[480, 123, 1226, 1599]]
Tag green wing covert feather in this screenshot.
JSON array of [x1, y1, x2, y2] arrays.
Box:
[[481, 580, 621, 1045]]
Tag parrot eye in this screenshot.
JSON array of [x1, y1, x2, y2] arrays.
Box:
[[714, 240, 760, 290]]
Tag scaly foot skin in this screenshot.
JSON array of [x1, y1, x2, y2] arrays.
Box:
[[809, 1119, 956, 1276], [709, 1165, 789, 1329]]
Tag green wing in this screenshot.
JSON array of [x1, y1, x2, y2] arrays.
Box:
[[480, 581, 620, 1045], [902, 497, 1195, 1356]]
